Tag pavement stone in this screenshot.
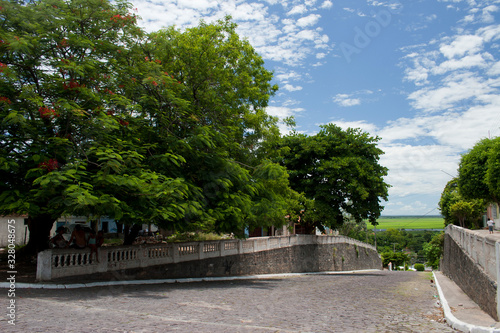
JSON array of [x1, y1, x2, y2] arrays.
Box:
[[2, 271, 458, 333]]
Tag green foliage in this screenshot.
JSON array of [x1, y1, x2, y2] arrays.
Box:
[[276, 124, 390, 231], [0, 0, 155, 251], [439, 179, 461, 226], [355, 228, 438, 264], [449, 200, 484, 229], [0, 0, 298, 251], [486, 139, 500, 205], [338, 219, 369, 241], [439, 178, 485, 228], [414, 263, 425, 271], [381, 251, 410, 268], [423, 232, 444, 270], [458, 137, 500, 206], [166, 232, 229, 243]]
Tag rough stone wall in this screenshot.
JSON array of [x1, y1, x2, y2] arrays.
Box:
[[56, 243, 382, 283], [442, 233, 498, 320]]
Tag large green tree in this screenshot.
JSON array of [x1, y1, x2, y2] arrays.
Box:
[[0, 0, 295, 253], [438, 178, 484, 228], [135, 19, 296, 235], [0, 0, 182, 253], [276, 124, 390, 231], [458, 137, 500, 207]]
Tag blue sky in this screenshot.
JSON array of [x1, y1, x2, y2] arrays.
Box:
[[131, 0, 500, 216]]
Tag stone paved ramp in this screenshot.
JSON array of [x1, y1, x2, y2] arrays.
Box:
[[4, 271, 458, 332]]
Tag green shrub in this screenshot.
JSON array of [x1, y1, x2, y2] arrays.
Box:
[[167, 232, 229, 242], [414, 263, 425, 271]]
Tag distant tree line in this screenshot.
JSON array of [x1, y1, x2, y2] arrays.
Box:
[[340, 221, 442, 268]]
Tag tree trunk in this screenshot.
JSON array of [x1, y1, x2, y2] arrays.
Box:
[[123, 224, 142, 245], [116, 222, 123, 234], [23, 213, 56, 255]]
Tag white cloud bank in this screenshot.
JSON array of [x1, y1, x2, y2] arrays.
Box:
[[133, 0, 332, 67]]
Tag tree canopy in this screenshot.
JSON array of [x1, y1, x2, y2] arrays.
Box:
[[1, 0, 391, 254], [458, 137, 500, 206], [0, 0, 294, 252], [439, 136, 500, 229], [276, 124, 390, 231], [438, 178, 484, 228]]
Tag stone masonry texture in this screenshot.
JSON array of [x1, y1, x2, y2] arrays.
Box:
[[52, 243, 382, 284], [5, 271, 456, 333], [441, 233, 498, 320]]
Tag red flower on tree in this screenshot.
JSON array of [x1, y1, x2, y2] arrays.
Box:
[[39, 159, 59, 172], [62, 79, 81, 90], [39, 106, 59, 118]]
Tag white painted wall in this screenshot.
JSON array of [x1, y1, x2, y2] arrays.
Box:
[[0, 216, 29, 247]]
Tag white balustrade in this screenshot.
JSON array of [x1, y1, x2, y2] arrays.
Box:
[[37, 234, 377, 281]]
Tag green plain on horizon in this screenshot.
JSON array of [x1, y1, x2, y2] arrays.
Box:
[[366, 216, 445, 230]]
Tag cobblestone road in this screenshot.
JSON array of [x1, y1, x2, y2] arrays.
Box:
[[3, 271, 458, 332]]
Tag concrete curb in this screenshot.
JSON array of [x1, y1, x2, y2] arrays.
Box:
[[0, 269, 379, 289], [433, 272, 500, 333]]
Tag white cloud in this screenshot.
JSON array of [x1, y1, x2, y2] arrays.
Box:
[[408, 73, 495, 112], [439, 35, 484, 59], [488, 61, 500, 75], [431, 53, 491, 75], [295, 29, 317, 40], [320, 1, 333, 9], [333, 90, 376, 107], [305, 0, 318, 7], [333, 94, 361, 107], [325, 119, 379, 135], [266, 105, 304, 119], [477, 24, 500, 42], [379, 143, 460, 198], [378, 117, 430, 143], [481, 5, 499, 23], [266, 105, 305, 135], [297, 14, 321, 27], [287, 5, 307, 15], [275, 70, 302, 82], [283, 84, 303, 92], [133, 0, 329, 67]]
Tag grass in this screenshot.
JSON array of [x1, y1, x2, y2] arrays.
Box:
[[367, 216, 445, 230]]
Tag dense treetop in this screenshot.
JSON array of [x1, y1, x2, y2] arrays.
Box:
[[276, 124, 390, 231], [0, 0, 390, 252], [439, 136, 500, 228]]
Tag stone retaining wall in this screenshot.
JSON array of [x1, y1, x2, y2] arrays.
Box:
[[442, 226, 498, 320], [62, 242, 382, 283], [37, 235, 382, 282]]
